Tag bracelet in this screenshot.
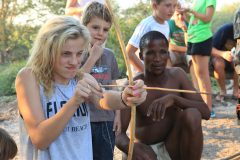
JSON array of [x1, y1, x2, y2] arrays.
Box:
[[121, 91, 128, 107]]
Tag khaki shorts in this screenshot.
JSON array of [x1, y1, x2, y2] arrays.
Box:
[[122, 142, 171, 160]]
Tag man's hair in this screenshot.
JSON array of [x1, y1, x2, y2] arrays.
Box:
[[82, 2, 112, 26], [26, 16, 90, 95], [139, 31, 169, 59], [0, 128, 18, 160], [151, 0, 164, 4]]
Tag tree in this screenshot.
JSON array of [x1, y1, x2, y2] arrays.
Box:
[[107, 0, 151, 77], [40, 0, 65, 15], [212, 3, 240, 32], [0, 0, 36, 63]]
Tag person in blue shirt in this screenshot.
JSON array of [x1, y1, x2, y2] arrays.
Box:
[[210, 23, 238, 102]]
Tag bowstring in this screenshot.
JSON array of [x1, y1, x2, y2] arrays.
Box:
[[99, 1, 115, 157]]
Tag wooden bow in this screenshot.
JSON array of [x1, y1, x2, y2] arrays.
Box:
[[105, 1, 135, 159]]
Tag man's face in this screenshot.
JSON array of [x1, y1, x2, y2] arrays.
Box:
[[142, 39, 169, 75], [86, 17, 111, 45]]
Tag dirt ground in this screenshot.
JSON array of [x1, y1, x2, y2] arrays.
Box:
[[0, 94, 239, 160]]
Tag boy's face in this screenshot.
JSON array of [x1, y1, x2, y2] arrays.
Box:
[[86, 17, 111, 45], [153, 0, 177, 22], [174, 9, 186, 23], [142, 39, 169, 75]]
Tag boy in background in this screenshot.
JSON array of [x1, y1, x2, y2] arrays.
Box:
[[168, 5, 198, 88], [81, 2, 120, 160], [126, 0, 177, 75]]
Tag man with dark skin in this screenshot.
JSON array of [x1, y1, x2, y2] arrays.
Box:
[[116, 31, 210, 160]]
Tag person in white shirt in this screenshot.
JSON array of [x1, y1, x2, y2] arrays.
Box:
[[127, 0, 177, 75]]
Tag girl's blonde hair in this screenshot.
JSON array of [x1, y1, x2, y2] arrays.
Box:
[[26, 16, 90, 95]]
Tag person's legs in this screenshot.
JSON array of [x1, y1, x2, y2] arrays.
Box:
[[91, 122, 115, 160], [233, 72, 238, 97], [187, 50, 198, 90], [213, 57, 227, 96], [192, 55, 212, 111], [165, 108, 203, 160], [224, 61, 238, 98], [169, 51, 189, 72], [189, 61, 199, 90]]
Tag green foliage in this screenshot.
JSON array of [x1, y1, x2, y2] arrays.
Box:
[[0, 0, 39, 63], [0, 61, 26, 96], [40, 0, 66, 15], [106, 0, 151, 78], [212, 3, 240, 32], [0, 0, 239, 96]]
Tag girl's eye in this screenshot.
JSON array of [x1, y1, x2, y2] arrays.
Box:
[[77, 52, 82, 57], [62, 52, 71, 56]]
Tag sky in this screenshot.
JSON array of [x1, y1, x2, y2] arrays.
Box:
[[116, 0, 240, 10]]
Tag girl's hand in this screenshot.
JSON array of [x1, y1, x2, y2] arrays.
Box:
[[74, 73, 103, 104], [122, 79, 147, 107]]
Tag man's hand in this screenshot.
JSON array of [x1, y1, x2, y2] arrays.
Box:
[[147, 94, 175, 121], [222, 51, 233, 62], [132, 142, 157, 160]]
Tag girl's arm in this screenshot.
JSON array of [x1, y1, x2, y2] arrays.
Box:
[[188, 6, 215, 23], [98, 80, 147, 110], [16, 69, 96, 150], [90, 78, 147, 110]]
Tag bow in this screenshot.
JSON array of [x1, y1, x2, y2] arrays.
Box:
[[105, 1, 135, 159]]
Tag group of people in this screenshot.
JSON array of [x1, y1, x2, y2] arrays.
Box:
[[124, 0, 217, 118], [0, 0, 236, 160]]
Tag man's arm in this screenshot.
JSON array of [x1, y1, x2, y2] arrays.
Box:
[[126, 44, 144, 72], [174, 68, 210, 119], [172, 95, 210, 120], [115, 108, 131, 154], [148, 68, 210, 121], [211, 47, 233, 62]]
